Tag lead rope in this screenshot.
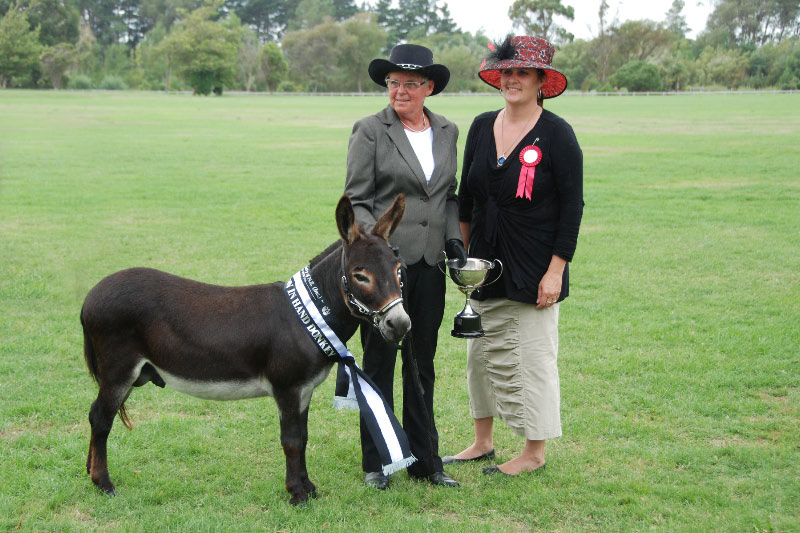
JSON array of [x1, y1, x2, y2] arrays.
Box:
[[363, 260, 437, 475], [399, 324, 438, 475]]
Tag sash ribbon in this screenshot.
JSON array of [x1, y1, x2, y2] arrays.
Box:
[[284, 266, 416, 475]]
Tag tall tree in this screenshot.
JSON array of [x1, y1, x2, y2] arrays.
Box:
[[0, 2, 41, 87], [508, 0, 575, 44], [282, 18, 342, 91], [139, 0, 204, 33], [777, 45, 800, 88], [396, 0, 458, 38], [39, 42, 77, 88], [369, 0, 459, 47], [611, 20, 674, 63], [331, 0, 357, 20], [160, 2, 241, 94], [230, 0, 299, 41], [371, 0, 394, 26], [696, 45, 748, 87], [432, 1, 456, 34], [371, 0, 398, 45], [552, 37, 590, 89], [597, 0, 610, 36], [339, 12, 386, 91], [665, 0, 690, 38], [258, 40, 287, 91], [17, 0, 80, 46], [288, 0, 333, 30], [237, 24, 260, 90], [75, 0, 126, 47], [591, 0, 615, 83], [703, 0, 800, 48], [73, 16, 100, 77]]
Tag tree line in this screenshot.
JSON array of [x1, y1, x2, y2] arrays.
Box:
[[1, 0, 799, 93]]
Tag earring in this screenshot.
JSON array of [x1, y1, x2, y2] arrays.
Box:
[[538, 89, 543, 100]]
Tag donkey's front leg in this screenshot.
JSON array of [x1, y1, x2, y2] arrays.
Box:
[[274, 390, 316, 505]]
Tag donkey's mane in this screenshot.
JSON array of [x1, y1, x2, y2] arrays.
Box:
[[308, 240, 343, 269]]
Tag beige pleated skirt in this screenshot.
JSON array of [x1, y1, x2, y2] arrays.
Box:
[[466, 298, 562, 441]]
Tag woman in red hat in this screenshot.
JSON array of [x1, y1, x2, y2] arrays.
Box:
[[444, 36, 584, 475]]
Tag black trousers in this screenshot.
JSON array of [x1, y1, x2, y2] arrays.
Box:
[[359, 260, 445, 476]]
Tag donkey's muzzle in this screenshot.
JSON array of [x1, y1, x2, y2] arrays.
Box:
[[378, 305, 411, 344]]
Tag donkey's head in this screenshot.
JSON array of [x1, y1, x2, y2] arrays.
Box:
[[336, 194, 411, 344]]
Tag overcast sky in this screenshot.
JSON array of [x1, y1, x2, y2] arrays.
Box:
[[447, 0, 714, 41]]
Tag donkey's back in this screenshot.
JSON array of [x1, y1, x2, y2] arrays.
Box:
[[81, 267, 326, 400]]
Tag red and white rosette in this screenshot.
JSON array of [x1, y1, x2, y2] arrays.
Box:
[[516, 145, 542, 200]]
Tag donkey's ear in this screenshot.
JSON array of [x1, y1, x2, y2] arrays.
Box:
[[336, 195, 361, 245], [372, 194, 405, 241]]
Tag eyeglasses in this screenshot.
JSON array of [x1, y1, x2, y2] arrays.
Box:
[[385, 78, 428, 90]]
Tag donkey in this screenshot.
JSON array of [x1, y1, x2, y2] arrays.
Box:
[[81, 194, 410, 504]]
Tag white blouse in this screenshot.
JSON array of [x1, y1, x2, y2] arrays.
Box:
[[404, 128, 435, 183]]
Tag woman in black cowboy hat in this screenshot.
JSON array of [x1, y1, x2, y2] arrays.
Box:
[[445, 35, 583, 476], [344, 43, 466, 490]]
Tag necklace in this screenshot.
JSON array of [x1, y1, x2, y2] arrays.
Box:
[[399, 114, 428, 133], [497, 108, 538, 165]]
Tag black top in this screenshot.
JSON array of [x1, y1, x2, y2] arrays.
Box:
[[458, 109, 583, 304]]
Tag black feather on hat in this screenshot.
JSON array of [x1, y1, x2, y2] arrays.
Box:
[[486, 35, 517, 63]]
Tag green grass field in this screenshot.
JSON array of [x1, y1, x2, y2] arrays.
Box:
[[1, 90, 798, 531]]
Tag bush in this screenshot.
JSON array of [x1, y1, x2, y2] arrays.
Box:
[[610, 60, 663, 92], [277, 80, 298, 92], [596, 82, 615, 92], [98, 75, 127, 90], [777, 69, 799, 90], [189, 71, 216, 95], [68, 74, 93, 90]]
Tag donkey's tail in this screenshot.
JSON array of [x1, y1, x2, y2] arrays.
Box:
[[81, 304, 100, 384], [118, 404, 134, 430], [81, 304, 134, 430]]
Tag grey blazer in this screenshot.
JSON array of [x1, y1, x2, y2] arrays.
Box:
[[345, 105, 461, 266]]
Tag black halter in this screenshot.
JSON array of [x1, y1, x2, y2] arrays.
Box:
[[340, 249, 404, 327]]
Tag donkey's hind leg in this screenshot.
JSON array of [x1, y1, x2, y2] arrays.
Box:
[[87, 377, 136, 495], [274, 390, 316, 505]]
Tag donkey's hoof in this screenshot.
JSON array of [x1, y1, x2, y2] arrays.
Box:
[[94, 480, 116, 496], [303, 479, 317, 499], [289, 493, 309, 506], [288, 487, 316, 505]]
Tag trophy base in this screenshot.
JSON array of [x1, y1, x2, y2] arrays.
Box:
[[451, 329, 484, 339], [451, 315, 484, 338]]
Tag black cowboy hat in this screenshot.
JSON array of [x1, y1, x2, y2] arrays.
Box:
[[369, 44, 450, 95]]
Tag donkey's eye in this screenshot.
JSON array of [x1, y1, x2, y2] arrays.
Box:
[[354, 273, 370, 283]]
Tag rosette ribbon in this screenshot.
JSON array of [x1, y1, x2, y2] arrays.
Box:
[[516, 144, 542, 200]]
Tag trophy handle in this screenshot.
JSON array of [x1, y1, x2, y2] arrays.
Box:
[[479, 259, 503, 288]]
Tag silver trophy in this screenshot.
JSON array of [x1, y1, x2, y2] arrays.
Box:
[[441, 258, 503, 338]]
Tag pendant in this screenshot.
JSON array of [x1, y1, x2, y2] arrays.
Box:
[[497, 156, 505, 165]]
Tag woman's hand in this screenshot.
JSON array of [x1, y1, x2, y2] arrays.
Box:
[[537, 255, 566, 310]]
